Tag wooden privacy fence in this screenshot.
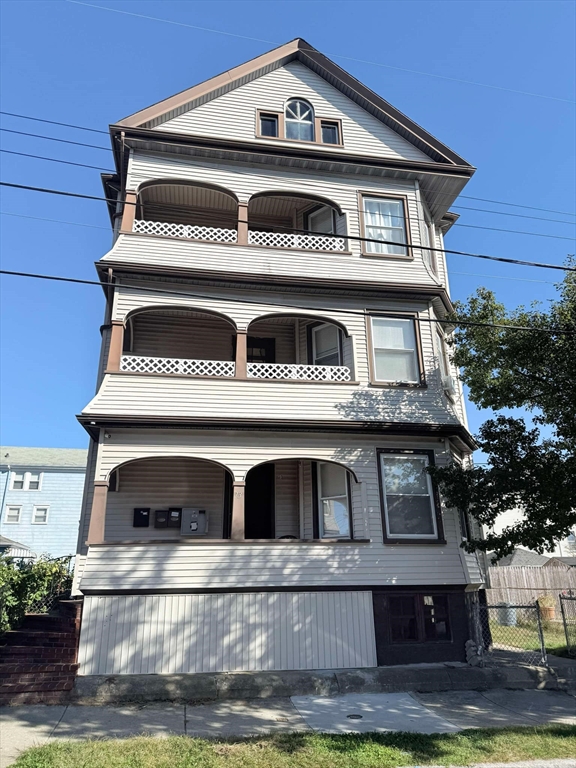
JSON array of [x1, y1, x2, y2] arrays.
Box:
[[488, 566, 576, 614]]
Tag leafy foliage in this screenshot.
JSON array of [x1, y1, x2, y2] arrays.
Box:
[[0, 555, 72, 633], [429, 259, 576, 559]]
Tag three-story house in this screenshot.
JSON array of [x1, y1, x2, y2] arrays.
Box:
[[74, 39, 482, 676]]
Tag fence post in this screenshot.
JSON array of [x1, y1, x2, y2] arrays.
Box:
[[535, 601, 548, 667]]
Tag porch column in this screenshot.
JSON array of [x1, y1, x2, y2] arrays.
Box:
[[237, 202, 249, 245], [106, 321, 124, 372], [235, 329, 247, 378], [86, 481, 109, 545], [231, 482, 246, 540], [120, 191, 137, 233]]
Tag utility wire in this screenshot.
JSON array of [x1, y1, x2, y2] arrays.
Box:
[[0, 111, 109, 135], [0, 149, 113, 172], [2, 180, 574, 271], [0, 128, 111, 152], [1, 268, 573, 335], [64, 0, 576, 104], [0, 211, 560, 287], [2, 117, 575, 221]]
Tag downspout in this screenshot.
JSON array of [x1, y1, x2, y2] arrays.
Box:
[[0, 458, 11, 524]]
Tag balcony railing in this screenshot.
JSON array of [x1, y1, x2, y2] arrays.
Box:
[[132, 219, 237, 243], [120, 355, 236, 377], [248, 230, 347, 252], [247, 363, 352, 382]]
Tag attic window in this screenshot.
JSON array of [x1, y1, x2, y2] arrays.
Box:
[[285, 99, 314, 141], [259, 113, 278, 138], [321, 120, 340, 145]]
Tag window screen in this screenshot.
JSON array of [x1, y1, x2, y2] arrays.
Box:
[[307, 206, 334, 234], [318, 463, 350, 538], [312, 324, 341, 366]]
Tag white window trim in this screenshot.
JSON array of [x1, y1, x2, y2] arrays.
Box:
[[370, 316, 420, 384], [307, 206, 335, 234], [380, 453, 438, 540], [4, 505, 22, 524], [32, 505, 50, 525], [285, 98, 315, 141], [317, 462, 351, 540], [10, 471, 43, 491], [312, 323, 342, 367]]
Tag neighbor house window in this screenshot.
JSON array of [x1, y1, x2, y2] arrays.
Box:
[[10, 471, 42, 491], [317, 463, 351, 538], [4, 506, 22, 524], [370, 317, 420, 384], [259, 113, 278, 137], [379, 452, 439, 540], [388, 594, 451, 642], [32, 506, 49, 524], [285, 99, 314, 141], [363, 196, 408, 256], [320, 120, 340, 144], [312, 324, 341, 366]]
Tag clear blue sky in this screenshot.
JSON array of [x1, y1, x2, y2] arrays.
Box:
[[0, 0, 574, 448]]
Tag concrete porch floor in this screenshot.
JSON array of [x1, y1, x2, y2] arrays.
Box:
[[1, 689, 576, 768]]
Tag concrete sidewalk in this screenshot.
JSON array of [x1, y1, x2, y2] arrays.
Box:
[[1, 689, 575, 767]]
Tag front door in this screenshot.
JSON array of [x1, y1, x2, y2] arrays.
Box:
[[245, 463, 275, 539]]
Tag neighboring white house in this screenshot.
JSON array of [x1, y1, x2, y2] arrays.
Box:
[[0, 447, 88, 558], [74, 38, 482, 675], [490, 508, 576, 566]]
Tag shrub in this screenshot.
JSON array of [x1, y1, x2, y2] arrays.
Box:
[[0, 555, 72, 633]]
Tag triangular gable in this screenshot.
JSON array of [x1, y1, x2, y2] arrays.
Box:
[[116, 39, 471, 167]]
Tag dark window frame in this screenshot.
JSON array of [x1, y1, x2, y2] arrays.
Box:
[[386, 592, 452, 644], [320, 120, 340, 145], [376, 448, 446, 545], [258, 112, 279, 138]]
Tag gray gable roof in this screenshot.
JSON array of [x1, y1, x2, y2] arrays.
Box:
[[0, 535, 30, 550], [494, 548, 550, 567], [0, 447, 88, 469]]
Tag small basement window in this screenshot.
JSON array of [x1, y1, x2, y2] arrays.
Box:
[[259, 113, 279, 137], [388, 593, 451, 643], [321, 120, 340, 145]]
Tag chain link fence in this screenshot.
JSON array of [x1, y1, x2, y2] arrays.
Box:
[[559, 595, 576, 656], [469, 601, 547, 667]]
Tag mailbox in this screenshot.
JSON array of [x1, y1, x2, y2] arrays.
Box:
[[180, 508, 208, 536], [154, 510, 168, 528], [167, 508, 182, 528]]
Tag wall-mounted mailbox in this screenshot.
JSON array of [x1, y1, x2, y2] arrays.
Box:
[[154, 510, 168, 528], [181, 508, 208, 536], [133, 508, 150, 528], [168, 508, 182, 528]]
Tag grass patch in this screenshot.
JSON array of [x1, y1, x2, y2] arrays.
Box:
[[12, 725, 576, 768], [489, 620, 573, 657]]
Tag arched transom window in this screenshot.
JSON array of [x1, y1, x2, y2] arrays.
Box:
[[285, 99, 314, 142]]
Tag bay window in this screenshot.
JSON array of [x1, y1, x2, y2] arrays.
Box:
[[378, 451, 443, 541], [362, 196, 408, 256]]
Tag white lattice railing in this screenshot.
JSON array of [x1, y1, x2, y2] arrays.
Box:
[[133, 219, 237, 243], [247, 363, 351, 382], [248, 230, 347, 252], [120, 355, 236, 377]]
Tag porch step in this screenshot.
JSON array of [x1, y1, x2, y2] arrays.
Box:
[[22, 614, 78, 632], [0, 645, 77, 663], [2, 630, 77, 647]]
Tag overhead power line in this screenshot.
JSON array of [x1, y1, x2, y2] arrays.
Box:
[[2, 180, 574, 272], [3, 112, 575, 220], [1, 269, 573, 335], [0, 212, 560, 287], [0, 128, 110, 152], [0, 149, 113, 172], [64, 0, 576, 104]]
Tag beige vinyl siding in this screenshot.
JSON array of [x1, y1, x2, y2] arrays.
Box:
[[78, 591, 377, 674], [159, 61, 431, 163], [76, 436, 101, 555], [114, 151, 437, 288], [246, 320, 296, 363], [105, 457, 226, 541], [78, 429, 469, 585], [129, 311, 235, 361]]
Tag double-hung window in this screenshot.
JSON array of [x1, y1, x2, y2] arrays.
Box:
[[312, 324, 341, 367], [10, 471, 42, 491], [379, 451, 440, 540], [317, 462, 351, 538], [363, 196, 408, 256], [370, 317, 420, 384], [4, 506, 22, 524], [32, 506, 49, 524]]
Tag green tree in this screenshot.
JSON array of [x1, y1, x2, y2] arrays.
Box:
[[429, 260, 576, 561]]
